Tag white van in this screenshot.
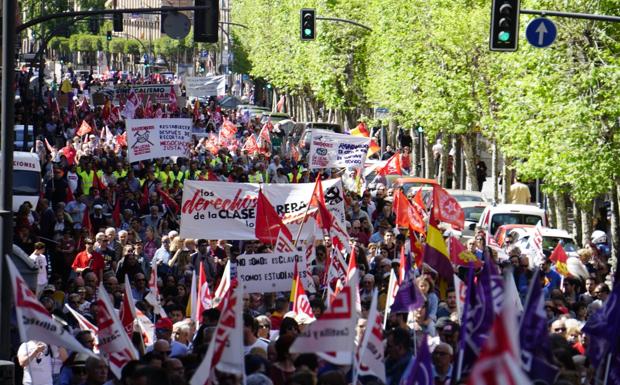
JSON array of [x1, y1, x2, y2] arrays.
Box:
[[9, 152, 42, 211], [474, 203, 547, 242]]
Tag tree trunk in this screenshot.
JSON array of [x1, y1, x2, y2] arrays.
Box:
[[547, 194, 557, 229], [581, 203, 594, 247], [441, 136, 451, 188], [425, 136, 434, 180], [389, 119, 398, 148], [502, 156, 511, 204], [610, 183, 620, 274], [301, 96, 308, 122], [462, 133, 477, 191], [491, 140, 499, 203], [454, 136, 463, 189], [572, 200, 582, 246], [555, 192, 568, 231]]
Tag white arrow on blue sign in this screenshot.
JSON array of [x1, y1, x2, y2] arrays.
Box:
[[525, 18, 557, 48]]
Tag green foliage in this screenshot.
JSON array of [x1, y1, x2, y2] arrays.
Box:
[[154, 36, 180, 57], [124, 40, 141, 55], [108, 39, 125, 54]]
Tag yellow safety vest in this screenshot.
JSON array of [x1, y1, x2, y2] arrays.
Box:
[[78, 169, 94, 195]]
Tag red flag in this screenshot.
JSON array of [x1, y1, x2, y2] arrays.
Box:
[[139, 182, 149, 209], [82, 206, 92, 235], [308, 176, 334, 233], [76, 120, 93, 137], [258, 123, 272, 146], [196, 261, 213, 324], [413, 187, 426, 212], [193, 99, 201, 121], [92, 172, 105, 191], [255, 189, 292, 244], [112, 197, 121, 228], [410, 232, 424, 268], [550, 242, 570, 277], [242, 134, 259, 154], [65, 186, 75, 203], [156, 187, 179, 214], [431, 185, 465, 231], [377, 152, 403, 176], [119, 278, 137, 337], [169, 87, 179, 113], [350, 122, 370, 137], [392, 189, 426, 235], [276, 96, 285, 112], [448, 236, 482, 268]]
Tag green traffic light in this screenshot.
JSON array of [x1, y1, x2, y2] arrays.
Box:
[[498, 31, 511, 42], [304, 28, 312, 36]]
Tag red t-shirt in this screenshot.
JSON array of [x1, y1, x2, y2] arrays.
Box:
[[72, 250, 105, 276]]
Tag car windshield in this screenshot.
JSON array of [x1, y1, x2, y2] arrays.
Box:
[[464, 207, 485, 222], [14, 170, 41, 196], [490, 214, 542, 236], [454, 195, 484, 202], [543, 237, 577, 252]]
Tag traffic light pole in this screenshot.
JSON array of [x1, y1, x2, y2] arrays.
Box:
[[316, 17, 373, 32]]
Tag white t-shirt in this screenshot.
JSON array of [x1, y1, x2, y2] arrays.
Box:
[[17, 341, 56, 385], [243, 337, 269, 355], [29, 253, 48, 286]]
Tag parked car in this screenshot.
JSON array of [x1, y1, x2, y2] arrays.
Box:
[[459, 201, 490, 239], [511, 227, 579, 265], [475, 203, 547, 243], [260, 112, 291, 125]]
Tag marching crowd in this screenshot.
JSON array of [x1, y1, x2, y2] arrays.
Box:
[[9, 70, 620, 385]]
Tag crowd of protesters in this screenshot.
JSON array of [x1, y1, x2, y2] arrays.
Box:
[[9, 68, 619, 385]]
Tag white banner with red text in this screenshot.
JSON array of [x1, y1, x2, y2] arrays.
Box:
[[180, 179, 346, 240], [126, 118, 193, 162]]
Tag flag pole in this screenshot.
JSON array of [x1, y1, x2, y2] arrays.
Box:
[[293, 172, 322, 247], [603, 352, 612, 385], [454, 263, 474, 384]]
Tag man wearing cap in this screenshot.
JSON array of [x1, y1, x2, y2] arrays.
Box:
[[150, 318, 188, 357], [72, 238, 105, 282], [30, 242, 49, 295]]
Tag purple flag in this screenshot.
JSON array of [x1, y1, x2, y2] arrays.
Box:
[[519, 269, 560, 385], [582, 281, 620, 380], [458, 261, 496, 379], [400, 334, 433, 385], [391, 272, 425, 313]]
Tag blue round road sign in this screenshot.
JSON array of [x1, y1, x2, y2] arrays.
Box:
[[525, 18, 557, 48]]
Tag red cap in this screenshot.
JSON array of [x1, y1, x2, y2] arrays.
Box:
[[155, 317, 173, 330]]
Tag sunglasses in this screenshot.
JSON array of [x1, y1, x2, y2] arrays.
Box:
[[554, 327, 566, 332], [433, 351, 450, 356]]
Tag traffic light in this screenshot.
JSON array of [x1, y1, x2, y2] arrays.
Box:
[[490, 0, 520, 51], [89, 17, 99, 34], [300, 9, 315, 40], [113, 13, 123, 32], [106, 31, 112, 41], [194, 0, 219, 43]]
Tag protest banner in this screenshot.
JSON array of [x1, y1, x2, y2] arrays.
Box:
[[126, 118, 193, 162], [180, 179, 346, 240], [184, 75, 227, 98], [308, 130, 370, 170], [236, 252, 314, 293], [91, 84, 176, 105]]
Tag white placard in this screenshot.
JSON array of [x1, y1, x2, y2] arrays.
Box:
[[309, 129, 370, 170], [126, 118, 193, 162], [184, 75, 227, 98], [236, 252, 314, 293]]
